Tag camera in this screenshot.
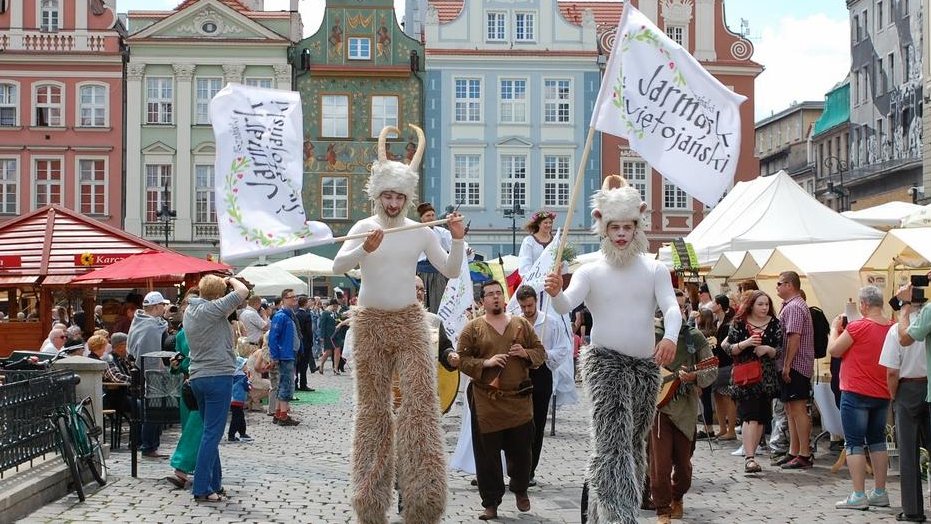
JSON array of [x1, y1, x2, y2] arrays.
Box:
[[911, 274, 929, 305], [911, 274, 930, 287]]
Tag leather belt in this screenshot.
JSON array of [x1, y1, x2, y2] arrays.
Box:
[[900, 377, 928, 383]]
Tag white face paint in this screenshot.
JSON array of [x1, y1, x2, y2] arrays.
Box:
[[600, 220, 647, 268], [379, 191, 407, 218]]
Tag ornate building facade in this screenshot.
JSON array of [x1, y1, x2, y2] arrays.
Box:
[[754, 101, 824, 195], [292, 0, 424, 259], [123, 0, 296, 258], [0, 0, 125, 227]]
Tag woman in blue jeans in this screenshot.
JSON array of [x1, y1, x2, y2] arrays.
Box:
[[182, 275, 249, 502], [828, 285, 893, 511]]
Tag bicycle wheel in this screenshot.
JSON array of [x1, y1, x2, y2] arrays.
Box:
[[56, 416, 85, 502], [76, 405, 107, 486]]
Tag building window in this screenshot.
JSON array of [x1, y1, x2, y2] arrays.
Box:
[[321, 176, 349, 219], [34, 158, 62, 207], [453, 154, 481, 206], [370, 95, 398, 138], [876, 1, 883, 30], [499, 154, 527, 208], [321, 95, 349, 138], [0, 83, 17, 127], [486, 12, 506, 41], [34, 83, 62, 127], [665, 25, 685, 46], [515, 12, 535, 41], [622, 159, 650, 203], [195, 78, 222, 125], [543, 155, 570, 207], [876, 57, 884, 93], [861, 66, 869, 102], [853, 15, 860, 41], [0, 158, 17, 214], [145, 164, 172, 222], [888, 52, 895, 87], [863, 10, 868, 37], [78, 84, 107, 127], [454, 78, 481, 123], [40, 0, 59, 32], [499, 79, 527, 124], [543, 79, 571, 124], [194, 165, 216, 224], [904, 44, 912, 81], [244, 77, 273, 89], [348, 37, 371, 60], [663, 179, 688, 209], [146, 77, 173, 125], [78, 159, 106, 215]]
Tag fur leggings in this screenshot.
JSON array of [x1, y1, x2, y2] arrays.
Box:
[[350, 305, 447, 524], [583, 346, 659, 524]]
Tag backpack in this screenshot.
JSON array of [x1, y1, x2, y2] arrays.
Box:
[[809, 306, 830, 359]]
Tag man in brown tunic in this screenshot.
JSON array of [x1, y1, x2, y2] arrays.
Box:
[[458, 280, 547, 520]]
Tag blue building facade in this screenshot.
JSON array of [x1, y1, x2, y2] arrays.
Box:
[[422, 1, 602, 259]]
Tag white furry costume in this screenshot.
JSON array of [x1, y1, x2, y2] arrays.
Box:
[[333, 125, 463, 524], [551, 176, 682, 524]]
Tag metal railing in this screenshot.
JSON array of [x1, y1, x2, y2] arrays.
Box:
[[0, 370, 77, 478]]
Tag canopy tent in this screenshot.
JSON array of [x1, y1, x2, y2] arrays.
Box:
[[236, 265, 307, 298], [901, 204, 931, 228], [756, 239, 882, 319], [496, 254, 519, 275], [658, 171, 883, 268], [704, 250, 745, 295], [567, 250, 603, 273], [863, 228, 931, 272], [72, 249, 231, 285], [269, 252, 338, 277], [841, 201, 924, 229], [729, 249, 774, 282]]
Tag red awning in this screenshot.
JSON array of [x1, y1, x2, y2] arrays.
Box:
[[72, 249, 231, 283], [0, 275, 39, 285]]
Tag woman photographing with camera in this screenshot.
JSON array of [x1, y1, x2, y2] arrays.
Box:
[[183, 275, 249, 503]]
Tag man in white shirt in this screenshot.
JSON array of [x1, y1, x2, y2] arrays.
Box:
[[416, 202, 454, 313], [515, 285, 572, 487], [239, 295, 268, 345], [545, 175, 679, 524], [39, 328, 67, 354], [879, 313, 929, 522], [333, 125, 465, 524]]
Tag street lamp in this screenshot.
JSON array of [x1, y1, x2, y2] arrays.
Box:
[[155, 179, 176, 247], [821, 156, 849, 212], [503, 201, 525, 255]]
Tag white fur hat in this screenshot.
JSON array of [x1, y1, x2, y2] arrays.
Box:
[[365, 124, 424, 203], [591, 175, 647, 235]]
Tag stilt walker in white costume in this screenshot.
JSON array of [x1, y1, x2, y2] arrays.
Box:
[[333, 125, 465, 524], [544, 175, 680, 524]]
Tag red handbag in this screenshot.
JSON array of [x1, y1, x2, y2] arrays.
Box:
[[731, 359, 762, 387]]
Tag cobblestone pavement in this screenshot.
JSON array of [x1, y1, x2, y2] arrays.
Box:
[[20, 373, 914, 523]]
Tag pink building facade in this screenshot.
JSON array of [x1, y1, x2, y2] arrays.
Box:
[[0, 1, 125, 228]]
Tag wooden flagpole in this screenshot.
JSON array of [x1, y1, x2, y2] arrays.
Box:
[[331, 216, 462, 243], [553, 125, 597, 269]]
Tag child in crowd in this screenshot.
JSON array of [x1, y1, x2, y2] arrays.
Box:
[[228, 356, 253, 442]]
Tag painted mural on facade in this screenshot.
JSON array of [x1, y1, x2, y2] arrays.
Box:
[[294, 0, 424, 246]]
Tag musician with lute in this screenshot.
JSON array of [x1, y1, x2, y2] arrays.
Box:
[[649, 289, 718, 524]]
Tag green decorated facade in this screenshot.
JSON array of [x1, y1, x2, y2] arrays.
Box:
[[294, 0, 424, 257]]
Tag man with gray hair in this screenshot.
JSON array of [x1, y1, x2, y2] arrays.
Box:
[[39, 328, 67, 354]]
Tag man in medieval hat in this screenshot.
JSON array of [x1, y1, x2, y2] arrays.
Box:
[[544, 175, 680, 524], [333, 124, 466, 524]]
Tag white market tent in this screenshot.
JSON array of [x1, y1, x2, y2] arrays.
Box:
[[236, 265, 307, 297], [863, 228, 931, 271], [269, 252, 339, 277], [568, 250, 603, 273], [658, 171, 884, 268], [730, 249, 774, 282], [901, 204, 931, 228], [705, 250, 744, 294], [756, 239, 882, 319], [841, 201, 924, 229]]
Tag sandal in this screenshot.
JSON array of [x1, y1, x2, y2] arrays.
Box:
[[193, 493, 227, 503], [165, 475, 186, 489], [744, 457, 762, 473]]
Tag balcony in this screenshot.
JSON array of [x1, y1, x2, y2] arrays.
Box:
[[192, 223, 219, 242], [143, 222, 174, 242], [0, 32, 108, 53]]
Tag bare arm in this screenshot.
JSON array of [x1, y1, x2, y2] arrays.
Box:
[[887, 368, 900, 400]]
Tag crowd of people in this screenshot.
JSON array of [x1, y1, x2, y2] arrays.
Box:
[[29, 155, 931, 523]]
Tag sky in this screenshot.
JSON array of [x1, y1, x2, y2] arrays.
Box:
[[119, 0, 851, 122]]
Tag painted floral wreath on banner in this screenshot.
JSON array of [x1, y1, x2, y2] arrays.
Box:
[[225, 156, 316, 247], [613, 26, 688, 140]]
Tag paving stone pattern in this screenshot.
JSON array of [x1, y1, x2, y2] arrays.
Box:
[[20, 373, 911, 523]]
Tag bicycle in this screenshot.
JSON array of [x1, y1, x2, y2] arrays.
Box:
[[1, 348, 108, 501], [51, 372, 108, 501]]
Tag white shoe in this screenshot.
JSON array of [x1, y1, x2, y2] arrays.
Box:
[[730, 445, 745, 456]]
